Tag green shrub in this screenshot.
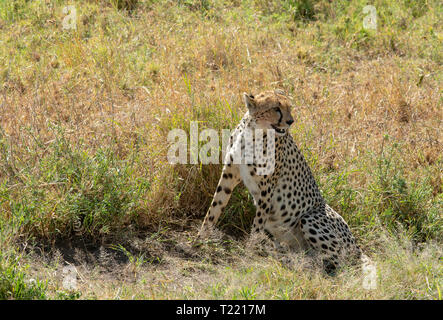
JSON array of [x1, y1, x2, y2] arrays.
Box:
[[0, 126, 151, 241], [0, 254, 47, 300]]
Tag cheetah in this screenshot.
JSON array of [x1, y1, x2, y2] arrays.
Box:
[[198, 89, 370, 274]]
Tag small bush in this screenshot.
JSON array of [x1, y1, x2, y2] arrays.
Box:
[[0, 126, 151, 241], [0, 255, 47, 300], [254, 0, 317, 20], [369, 140, 442, 241], [109, 0, 138, 11]]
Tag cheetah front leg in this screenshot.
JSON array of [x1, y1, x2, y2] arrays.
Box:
[[250, 194, 290, 250], [198, 163, 241, 238]]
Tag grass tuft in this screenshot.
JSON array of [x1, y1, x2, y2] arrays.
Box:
[[0, 0, 441, 299]]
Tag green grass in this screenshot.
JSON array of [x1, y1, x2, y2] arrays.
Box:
[[1, 125, 151, 241], [0, 0, 441, 299], [0, 250, 47, 300]]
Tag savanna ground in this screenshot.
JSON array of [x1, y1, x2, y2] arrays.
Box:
[[0, 0, 441, 300]]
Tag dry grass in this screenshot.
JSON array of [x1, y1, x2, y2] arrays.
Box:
[[21, 226, 442, 299], [0, 0, 441, 299]]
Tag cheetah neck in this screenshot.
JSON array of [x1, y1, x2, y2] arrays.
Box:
[[274, 134, 325, 206]]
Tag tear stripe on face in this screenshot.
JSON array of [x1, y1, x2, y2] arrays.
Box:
[[275, 107, 283, 125]]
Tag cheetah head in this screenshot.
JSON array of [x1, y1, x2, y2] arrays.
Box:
[[243, 89, 294, 136]]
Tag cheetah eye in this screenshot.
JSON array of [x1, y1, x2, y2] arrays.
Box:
[[274, 106, 283, 123]]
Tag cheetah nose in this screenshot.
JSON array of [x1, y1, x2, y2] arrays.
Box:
[[286, 119, 294, 125]]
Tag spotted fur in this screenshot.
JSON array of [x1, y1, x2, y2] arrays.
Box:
[[198, 90, 369, 274]]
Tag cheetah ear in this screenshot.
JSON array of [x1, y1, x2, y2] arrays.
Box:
[[243, 92, 257, 113]]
